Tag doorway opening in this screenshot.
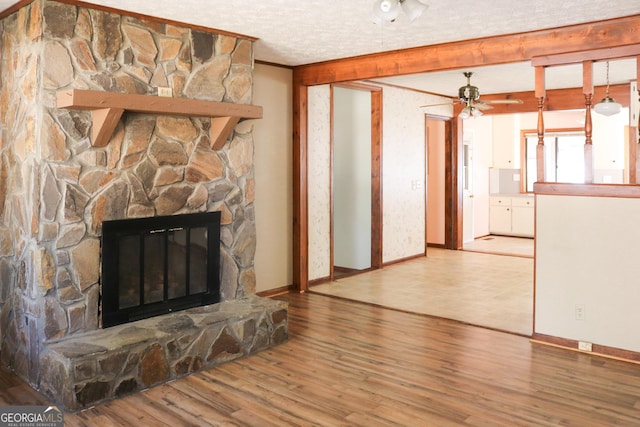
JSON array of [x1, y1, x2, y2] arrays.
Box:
[[426, 115, 459, 252], [426, 116, 446, 250], [331, 84, 382, 280]]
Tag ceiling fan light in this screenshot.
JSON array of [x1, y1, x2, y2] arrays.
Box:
[[459, 107, 471, 120], [372, 0, 400, 24], [472, 107, 483, 117], [594, 96, 622, 116], [400, 0, 427, 23]]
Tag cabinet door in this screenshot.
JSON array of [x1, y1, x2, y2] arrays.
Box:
[[489, 206, 512, 235], [511, 206, 534, 237], [491, 115, 519, 169]]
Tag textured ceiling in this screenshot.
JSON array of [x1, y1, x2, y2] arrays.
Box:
[[51, 0, 640, 67], [1, 0, 639, 95]]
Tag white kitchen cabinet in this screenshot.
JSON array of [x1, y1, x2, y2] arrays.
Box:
[[489, 196, 534, 237], [511, 197, 535, 236], [489, 197, 512, 235], [491, 115, 520, 169]]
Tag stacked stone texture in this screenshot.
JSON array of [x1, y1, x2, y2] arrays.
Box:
[[39, 295, 288, 411], [0, 0, 263, 390]]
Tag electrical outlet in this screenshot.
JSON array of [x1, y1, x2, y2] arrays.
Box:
[[575, 304, 585, 320], [578, 341, 592, 352], [157, 87, 172, 97]]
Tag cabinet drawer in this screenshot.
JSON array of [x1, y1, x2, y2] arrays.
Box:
[[490, 197, 511, 206], [511, 197, 534, 208]]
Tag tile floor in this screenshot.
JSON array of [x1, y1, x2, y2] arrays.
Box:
[[312, 237, 534, 336], [463, 235, 534, 258]]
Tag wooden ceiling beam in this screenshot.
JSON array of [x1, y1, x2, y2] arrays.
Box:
[[474, 84, 629, 115], [531, 44, 640, 67], [294, 15, 640, 86]]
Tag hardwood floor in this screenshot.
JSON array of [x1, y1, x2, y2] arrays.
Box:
[[2, 292, 640, 426]]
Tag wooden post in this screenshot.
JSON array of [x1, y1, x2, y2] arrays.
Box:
[[583, 61, 594, 183], [535, 66, 546, 183], [292, 83, 309, 292], [636, 57, 640, 183], [637, 56, 640, 143]]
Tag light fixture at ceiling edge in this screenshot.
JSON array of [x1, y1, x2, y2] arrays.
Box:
[[372, 0, 428, 24], [594, 61, 622, 117]]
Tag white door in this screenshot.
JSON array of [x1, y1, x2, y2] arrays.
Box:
[[462, 135, 474, 243]]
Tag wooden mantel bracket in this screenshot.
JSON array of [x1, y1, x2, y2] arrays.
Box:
[[56, 89, 263, 149]]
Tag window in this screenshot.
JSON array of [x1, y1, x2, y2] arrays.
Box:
[[523, 130, 585, 192]]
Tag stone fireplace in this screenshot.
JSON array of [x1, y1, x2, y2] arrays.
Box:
[[0, 0, 287, 411]]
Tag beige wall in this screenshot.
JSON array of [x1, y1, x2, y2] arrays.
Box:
[[535, 194, 640, 352], [253, 63, 293, 292]]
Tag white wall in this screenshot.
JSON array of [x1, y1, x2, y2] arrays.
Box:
[[253, 64, 293, 292], [333, 87, 372, 270], [592, 108, 628, 180], [535, 194, 640, 352]]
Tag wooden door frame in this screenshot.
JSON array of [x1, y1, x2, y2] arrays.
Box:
[[447, 117, 464, 250], [330, 83, 383, 281]]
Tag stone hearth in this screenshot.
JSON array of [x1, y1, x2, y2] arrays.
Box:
[[0, 0, 287, 410], [40, 296, 287, 411]]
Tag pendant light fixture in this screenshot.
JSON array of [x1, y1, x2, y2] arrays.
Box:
[[372, 0, 428, 24], [594, 61, 622, 116]]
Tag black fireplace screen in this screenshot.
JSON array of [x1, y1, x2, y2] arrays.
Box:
[[101, 211, 221, 328]]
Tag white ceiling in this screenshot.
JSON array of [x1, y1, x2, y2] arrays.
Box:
[[1, 0, 640, 95]]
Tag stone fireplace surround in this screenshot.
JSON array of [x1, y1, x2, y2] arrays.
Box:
[[0, 0, 288, 411]]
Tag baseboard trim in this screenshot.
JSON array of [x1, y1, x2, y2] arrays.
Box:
[[531, 333, 640, 364], [256, 285, 296, 298], [426, 243, 446, 249], [383, 253, 426, 267], [308, 276, 331, 287]]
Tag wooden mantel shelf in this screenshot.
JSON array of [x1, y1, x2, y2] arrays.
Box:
[[56, 89, 263, 149]]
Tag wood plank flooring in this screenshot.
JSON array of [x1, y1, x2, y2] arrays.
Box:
[[2, 292, 640, 426]]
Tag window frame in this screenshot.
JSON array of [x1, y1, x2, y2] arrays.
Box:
[[520, 127, 585, 193]]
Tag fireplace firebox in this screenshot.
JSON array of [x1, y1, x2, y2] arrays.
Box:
[[101, 211, 221, 327]]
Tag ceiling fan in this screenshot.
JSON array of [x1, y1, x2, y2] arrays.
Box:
[[421, 72, 523, 118]]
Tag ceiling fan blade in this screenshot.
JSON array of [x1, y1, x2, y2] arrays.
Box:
[[475, 102, 494, 111], [483, 99, 524, 105], [419, 102, 455, 108]]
